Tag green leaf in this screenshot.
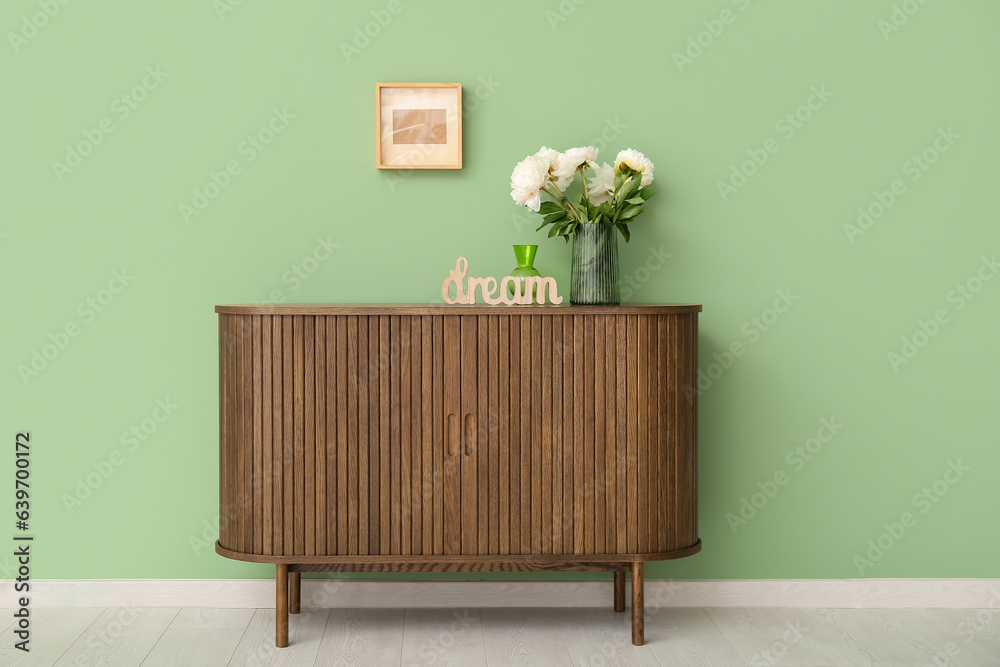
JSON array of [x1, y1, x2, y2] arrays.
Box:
[[616, 222, 631, 243], [548, 223, 562, 238], [538, 201, 563, 215], [625, 196, 644, 205], [623, 176, 642, 199], [543, 212, 567, 225], [619, 205, 643, 220], [638, 187, 657, 200], [613, 171, 625, 190]]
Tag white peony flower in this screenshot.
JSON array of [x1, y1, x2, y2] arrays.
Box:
[[534, 146, 560, 172], [510, 152, 551, 212], [552, 146, 598, 190], [614, 148, 654, 186], [586, 161, 615, 205]]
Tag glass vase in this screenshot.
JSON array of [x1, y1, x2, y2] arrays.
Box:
[[509, 244, 542, 299], [570, 224, 620, 305]]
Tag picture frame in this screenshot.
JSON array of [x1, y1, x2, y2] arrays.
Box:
[[376, 82, 462, 169]]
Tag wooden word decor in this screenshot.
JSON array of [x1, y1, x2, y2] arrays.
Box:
[[442, 256, 562, 305]]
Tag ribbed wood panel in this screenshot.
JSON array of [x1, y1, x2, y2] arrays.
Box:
[[218, 310, 698, 560]]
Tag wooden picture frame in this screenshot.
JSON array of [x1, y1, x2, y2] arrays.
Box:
[[376, 82, 462, 169]]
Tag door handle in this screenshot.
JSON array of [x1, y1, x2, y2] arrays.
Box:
[[447, 414, 459, 457], [464, 414, 475, 457]]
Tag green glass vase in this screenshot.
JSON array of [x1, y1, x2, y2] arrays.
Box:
[[508, 244, 542, 298], [570, 223, 620, 305]]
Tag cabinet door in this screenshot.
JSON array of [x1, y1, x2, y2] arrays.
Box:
[[454, 314, 573, 557], [442, 314, 486, 556], [440, 315, 492, 556]]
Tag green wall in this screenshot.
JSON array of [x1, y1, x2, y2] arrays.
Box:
[[3, 0, 998, 581]]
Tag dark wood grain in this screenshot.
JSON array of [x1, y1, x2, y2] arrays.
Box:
[[519, 316, 531, 553], [461, 316, 479, 555], [282, 317, 294, 555], [252, 316, 263, 556], [276, 564, 288, 647], [498, 317, 510, 556], [604, 317, 617, 553], [293, 316, 305, 556], [583, 315, 595, 555], [487, 316, 499, 556], [443, 316, 461, 555], [398, 316, 410, 556], [550, 316, 563, 555], [531, 315, 542, 555], [540, 315, 552, 555], [289, 571, 301, 615], [636, 315, 648, 556], [303, 316, 315, 556], [432, 317, 444, 555], [562, 317, 574, 552], [220, 541, 702, 566], [356, 316, 368, 556], [509, 317, 521, 554], [631, 561, 644, 645], [477, 316, 489, 555], [261, 317, 273, 555], [271, 316, 284, 556], [614, 570, 626, 613], [593, 315, 606, 555]]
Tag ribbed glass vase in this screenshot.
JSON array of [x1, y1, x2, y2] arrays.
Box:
[[570, 223, 620, 305]]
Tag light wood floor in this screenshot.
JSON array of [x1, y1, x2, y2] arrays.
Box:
[[2, 606, 998, 666]]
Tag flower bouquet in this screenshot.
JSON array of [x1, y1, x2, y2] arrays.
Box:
[[510, 147, 657, 304]]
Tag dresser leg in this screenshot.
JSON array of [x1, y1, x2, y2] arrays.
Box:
[[631, 562, 644, 646], [613, 570, 626, 612], [290, 572, 301, 614], [276, 564, 289, 648]]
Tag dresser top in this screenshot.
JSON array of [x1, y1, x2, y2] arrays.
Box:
[[216, 303, 702, 315]]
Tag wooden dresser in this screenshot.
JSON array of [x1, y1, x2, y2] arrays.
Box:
[[215, 303, 701, 646]]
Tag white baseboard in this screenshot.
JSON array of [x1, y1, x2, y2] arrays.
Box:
[[9, 579, 1000, 609]]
